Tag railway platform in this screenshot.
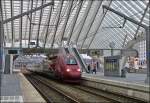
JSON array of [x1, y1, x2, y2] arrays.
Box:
[[82, 72, 148, 85], [82, 72, 149, 102], [0, 74, 23, 102], [1, 68, 149, 103], [0, 73, 46, 103]]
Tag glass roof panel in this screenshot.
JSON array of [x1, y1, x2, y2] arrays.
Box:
[[1, 0, 149, 49]]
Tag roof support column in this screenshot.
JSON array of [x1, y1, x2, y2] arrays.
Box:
[[87, 0, 112, 49], [60, 0, 73, 44], [24, 0, 30, 46], [145, 27, 150, 83], [43, 6, 53, 48], [134, 2, 149, 38], [19, 0, 23, 50], [0, 0, 4, 72], [3, 0, 10, 41], [51, 0, 64, 48], [67, 0, 83, 45], [75, 1, 93, 44], [10, 0, 14, 47], [28, 0, 33, 48], [36, 0, 44, 48], [80, 0, 103, 49]]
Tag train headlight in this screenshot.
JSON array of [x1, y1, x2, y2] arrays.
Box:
[[66, 68, 70, 72], [77, 69, 80, 72]]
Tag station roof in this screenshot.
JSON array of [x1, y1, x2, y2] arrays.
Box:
[[1, 0, 149, 49]]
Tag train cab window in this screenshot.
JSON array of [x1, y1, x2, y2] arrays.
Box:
[[66, 58, 77, 65]]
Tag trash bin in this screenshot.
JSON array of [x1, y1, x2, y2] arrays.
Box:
[[121, 67, 127, 77]]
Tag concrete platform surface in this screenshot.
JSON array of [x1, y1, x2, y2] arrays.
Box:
[[82, 72, 149, 102], [0, 74, 23, 102], [18, 73, 46, 103], [0, 73, 46, 102], [82, 72, 148, 85]]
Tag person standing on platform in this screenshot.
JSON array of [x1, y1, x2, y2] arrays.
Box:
[[91, 62, 93, 74], [94, 63, 97, 74], [96, 61, 99, 72], [134, 58, 139, 72], [88, 64, 91, 73], [92, 62, 97, 74]]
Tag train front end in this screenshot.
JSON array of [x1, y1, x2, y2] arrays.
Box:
[[63, 55, 81, 82]]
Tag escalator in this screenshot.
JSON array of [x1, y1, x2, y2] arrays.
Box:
[[72, 47, 89, 73]]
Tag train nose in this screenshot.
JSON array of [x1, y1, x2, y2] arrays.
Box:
[[67, 71, 81, 79], [65, 66, 81, 79]]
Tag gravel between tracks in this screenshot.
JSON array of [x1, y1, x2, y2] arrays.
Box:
[[25, 73, 146, 103], [26, 74, 74, 103], [26, 73, 113, 103]]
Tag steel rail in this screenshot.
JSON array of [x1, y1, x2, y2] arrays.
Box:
[[25, 75, 54, 102], [25, 74, 80, 103], [31, 72, 147, 103], [29, 72, 134, 103], [74, 85, 146, 103]]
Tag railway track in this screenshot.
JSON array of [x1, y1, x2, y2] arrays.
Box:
[[24, 73, 147, 103], [25, 74, 79, 103], [25, 73, 116, 103], [73, 85, 146, 103]]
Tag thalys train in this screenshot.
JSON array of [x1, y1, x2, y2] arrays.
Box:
[[48, 54, 81, 82], [29, 53, 81, 83]]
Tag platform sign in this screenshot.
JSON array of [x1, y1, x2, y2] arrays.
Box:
[[89, 50, 103, 56], [104, 55, 121, 77], [8, 50, 18, 54]]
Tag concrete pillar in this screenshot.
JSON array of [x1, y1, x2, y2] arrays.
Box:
[[4, 55, 10, 74], [10, 55, 13, 74], [0, 21, 3, 73], [145, 27, 150, 83], [0, 1, 4, 73], [111, 49, 113, 56]]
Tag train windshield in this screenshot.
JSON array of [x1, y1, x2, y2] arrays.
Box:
[[66, 58, 77, 65]]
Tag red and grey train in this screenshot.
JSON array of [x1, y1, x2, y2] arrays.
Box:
[[27, 52, 81, 83], [46, 53, 81, 82]]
